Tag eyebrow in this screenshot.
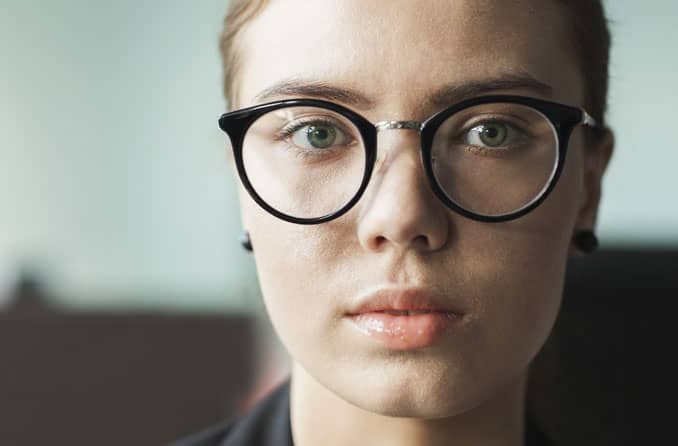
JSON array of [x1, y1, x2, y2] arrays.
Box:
[[252, 72, 553, 109], [254, 78, 377, 108], [429, 73, 553, 107]]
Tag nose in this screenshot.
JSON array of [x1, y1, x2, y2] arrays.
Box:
[[356, 129, 449, 253]]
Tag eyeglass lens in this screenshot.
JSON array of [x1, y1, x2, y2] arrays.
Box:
[[241, 104, 559, 220], [242, 106, 366, 219], [430, 103, 558, 217]]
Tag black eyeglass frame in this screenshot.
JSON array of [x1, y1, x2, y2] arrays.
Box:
[[218, 95, 599, 225]]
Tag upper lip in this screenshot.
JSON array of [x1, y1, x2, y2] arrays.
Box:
[[345, 287, 465, 316]]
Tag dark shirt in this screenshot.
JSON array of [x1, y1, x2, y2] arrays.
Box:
[[172, 380, 552, 446]]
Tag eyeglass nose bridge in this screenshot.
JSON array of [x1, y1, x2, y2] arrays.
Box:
[[374, 120, 424, 132]]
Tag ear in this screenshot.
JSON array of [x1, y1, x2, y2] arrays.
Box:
[[237, 183, 251, 229], [222, 137, 249, 230], [569, 128, 614, 255]]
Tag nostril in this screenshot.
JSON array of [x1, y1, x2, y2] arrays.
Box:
[[369, 233, 431, 251], [413, 234, 430, 248], [372, 235, 388, 250]]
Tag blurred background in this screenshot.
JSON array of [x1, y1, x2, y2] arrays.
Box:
[[0, 0, 675, 445]]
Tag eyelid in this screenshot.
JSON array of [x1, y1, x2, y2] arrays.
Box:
[[461, 121, 529, 150], [461, 112, 532, 129], [462, 115, 533, 141], [467, 121, 522, 135], [281, 115, 345, 131], [279, 116, 356, 142], [275, 119, 358, 156]]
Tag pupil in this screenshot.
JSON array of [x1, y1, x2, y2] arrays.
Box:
[[480, 124, 506, 146], [315, 128, 328, 139], [307, 125, 336, 149]]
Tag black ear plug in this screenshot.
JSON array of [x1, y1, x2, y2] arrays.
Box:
[[573, 230, 599, 254], [240, 231, 253, 252]]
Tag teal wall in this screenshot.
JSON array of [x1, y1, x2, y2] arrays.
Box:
[[598, 0, 677, 245], [1, 1, 676, 310]]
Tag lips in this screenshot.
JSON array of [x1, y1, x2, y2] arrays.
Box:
[[346, 287, 464, 316], [376, 310, 441, 316], [345, 287, 465, 350]]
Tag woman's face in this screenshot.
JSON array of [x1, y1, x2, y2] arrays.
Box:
[[235, 0, 608, 417]]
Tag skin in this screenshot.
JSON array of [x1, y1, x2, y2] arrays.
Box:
[[231, 0, 614, 445]]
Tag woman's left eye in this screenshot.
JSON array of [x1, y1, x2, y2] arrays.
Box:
[[464, 122, 518, 148], [291, 122, 349, 150]]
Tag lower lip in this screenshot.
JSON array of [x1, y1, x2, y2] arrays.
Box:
[[347, 311, 463, 350]]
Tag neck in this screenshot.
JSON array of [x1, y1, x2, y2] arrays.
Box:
[[290, 363, 528, 446]]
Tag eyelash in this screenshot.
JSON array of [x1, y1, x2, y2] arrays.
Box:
[[272, 117, 355, 160], [275, 118, 345, 141], [461, 117, 529, 141]]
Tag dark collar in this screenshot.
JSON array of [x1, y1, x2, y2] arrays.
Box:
[[220, 381, 293, 446], [176, 379, 552, 446]]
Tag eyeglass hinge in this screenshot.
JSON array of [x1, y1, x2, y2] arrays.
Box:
[[581, 111, 598, 128]]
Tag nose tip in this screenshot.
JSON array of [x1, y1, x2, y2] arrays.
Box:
[[362, 211, 447, 252]]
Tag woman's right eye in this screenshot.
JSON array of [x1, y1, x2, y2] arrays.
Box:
[[289, 122, 350, 150]]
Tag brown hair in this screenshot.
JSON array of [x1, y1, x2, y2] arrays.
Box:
[[219, 0, 610, 125], [219, 0, 270, 109], [555, 0, 612, 127]]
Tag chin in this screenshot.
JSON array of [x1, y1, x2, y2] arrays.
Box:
[[328, 357, 493, 419], [347, 376, 477, 419]]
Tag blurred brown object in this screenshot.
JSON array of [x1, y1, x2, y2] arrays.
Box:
[[6, 269, 52, 312], [0, 306, 255, 446]]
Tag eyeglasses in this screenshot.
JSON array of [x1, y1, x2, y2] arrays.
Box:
[[218, 95, 600, 225]]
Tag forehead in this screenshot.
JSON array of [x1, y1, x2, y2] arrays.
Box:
[[236, 0, 581, 114]]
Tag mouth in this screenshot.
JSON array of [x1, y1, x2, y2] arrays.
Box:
[[370, 310, 446, 316], [344, 287, 466, 350]]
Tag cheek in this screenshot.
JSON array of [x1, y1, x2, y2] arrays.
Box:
[[239, 185, 347, 349], [452, 139, 585, 368]]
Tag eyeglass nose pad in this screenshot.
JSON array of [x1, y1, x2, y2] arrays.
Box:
[[372, 120, 427, 171], [373, 121, 425, 166]]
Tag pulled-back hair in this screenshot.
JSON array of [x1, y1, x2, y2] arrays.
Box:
[[219, 0, 610, 126]]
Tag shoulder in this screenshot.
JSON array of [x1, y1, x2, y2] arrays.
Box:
[[170, 380, 293, 446]]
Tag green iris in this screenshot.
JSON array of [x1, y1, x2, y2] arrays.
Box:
[[305, 124, 337, 149], [477, 123, 508, 146]]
